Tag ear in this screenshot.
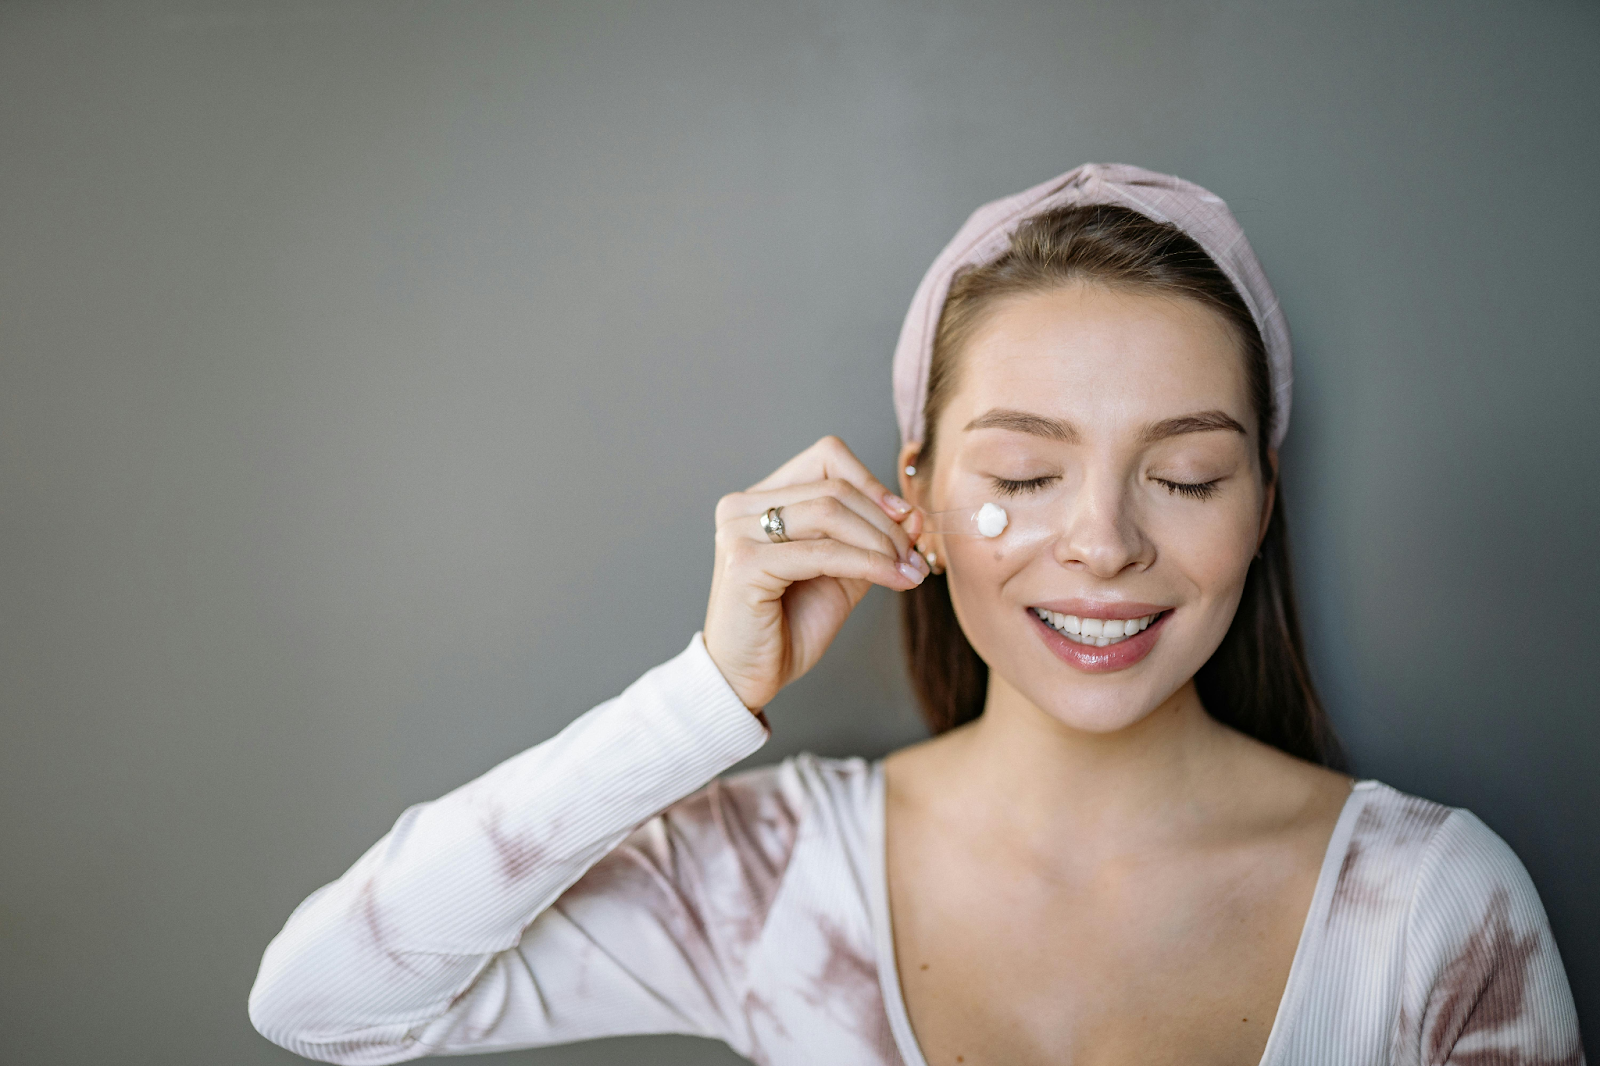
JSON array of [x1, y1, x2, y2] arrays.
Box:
[[897, 442, 943, 572], [1257, 447, 1279, 552], [897, 442, 924, 506]]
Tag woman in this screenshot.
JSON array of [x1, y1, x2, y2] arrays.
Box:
[[249, 164, 1583, 1065]]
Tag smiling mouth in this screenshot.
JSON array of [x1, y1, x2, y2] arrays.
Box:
[[1028, 607, 1165, 647]]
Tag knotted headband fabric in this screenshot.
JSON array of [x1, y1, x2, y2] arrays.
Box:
[[892, 162, 1293, 451]]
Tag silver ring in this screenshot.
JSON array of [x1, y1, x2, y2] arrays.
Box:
[[761, 506, 789, 543]]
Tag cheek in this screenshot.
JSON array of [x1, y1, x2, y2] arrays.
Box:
[[937, 534, 1041, 667], [1156, 506, 1259, 586], [937, 527, 1028, 570], [1142, 495, 1263, 647]]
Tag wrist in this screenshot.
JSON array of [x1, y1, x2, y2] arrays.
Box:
[[695, 631, 773, 721]]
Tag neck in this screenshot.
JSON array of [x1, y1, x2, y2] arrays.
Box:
[[947, 672, 1239, 855]]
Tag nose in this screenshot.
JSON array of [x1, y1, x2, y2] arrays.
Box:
[[1051, 469, 1153, 578]]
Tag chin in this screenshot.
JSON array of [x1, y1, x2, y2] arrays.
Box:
[[1024, 675, 1179, 735]]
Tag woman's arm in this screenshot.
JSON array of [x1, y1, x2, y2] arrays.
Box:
[[248, 632, 774, 1064], [249, 435, 925, 1064], [1405, 810, 1585, 1065]]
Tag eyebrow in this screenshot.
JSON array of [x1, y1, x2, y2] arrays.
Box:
[[962, 407, 1248, 444], [962, 409, 1079, 441], [1138, 410, 1248, 444]]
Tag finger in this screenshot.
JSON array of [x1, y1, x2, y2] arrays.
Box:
[[736, 538, 927, 593], [901, 508, 924, 542], [719, 479, 915, 560], [745, 494, 917, 567], [748, 436, 912, 521]]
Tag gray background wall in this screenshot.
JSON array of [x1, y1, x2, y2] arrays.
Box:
[[2, 1, 1594, 1063]]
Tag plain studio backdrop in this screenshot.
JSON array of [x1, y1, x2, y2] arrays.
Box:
[[2, 1, 1596, 1063]]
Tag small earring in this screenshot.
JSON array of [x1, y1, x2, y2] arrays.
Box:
[[904, 465, 917, 477]]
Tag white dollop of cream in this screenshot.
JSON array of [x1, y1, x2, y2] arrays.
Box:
[[976, 502, 1009, 538]]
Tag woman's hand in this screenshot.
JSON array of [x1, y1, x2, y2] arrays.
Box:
[[704, 435, 928, 711]]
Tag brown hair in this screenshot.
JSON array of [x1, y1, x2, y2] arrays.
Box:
[[901, 202, 1346, 769]]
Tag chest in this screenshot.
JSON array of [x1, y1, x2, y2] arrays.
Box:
[[885, 836, 1319, 1066]]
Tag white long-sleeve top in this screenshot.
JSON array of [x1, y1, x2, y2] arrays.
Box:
[[249, 633, 1585, 1066]]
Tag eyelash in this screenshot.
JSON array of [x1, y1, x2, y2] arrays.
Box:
[[989, 475, 1223, 500], [1155, 478, 1222, 500], [991, 476, 1059, 497]]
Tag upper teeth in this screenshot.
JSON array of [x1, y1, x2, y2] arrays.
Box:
[[1030, 607, 1159, 646]]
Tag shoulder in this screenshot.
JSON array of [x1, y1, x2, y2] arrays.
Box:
[[561, 754, 876, 949], [1332, 780, 1545, 937], [1338, 782, 1583, 1063], [646, 752, 876, 869], [708, 752, 877, 840], [1365, 784, 1550, 944]]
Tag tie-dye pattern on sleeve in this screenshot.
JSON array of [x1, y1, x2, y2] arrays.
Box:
[[1396, 808, 1585, 1065], [1272, 784, 1585, 1066]]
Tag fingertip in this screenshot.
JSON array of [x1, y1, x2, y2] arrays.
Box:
[[880, 491, 912, 517], [896, 561, 926, 586]]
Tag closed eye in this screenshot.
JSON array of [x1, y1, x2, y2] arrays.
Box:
[[991, 475, 1060, 497], [1154, 478, 1222, 500]]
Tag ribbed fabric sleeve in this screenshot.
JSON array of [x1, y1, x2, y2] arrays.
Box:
[[1399, 811, 1585, 1065], [1263, 784, 1584, 1066], [248, 631, 772, 1065]]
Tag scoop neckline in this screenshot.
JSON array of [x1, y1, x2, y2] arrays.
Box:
[[863, 763, 1375, 1066]]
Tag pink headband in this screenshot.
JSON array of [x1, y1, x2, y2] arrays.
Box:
[[892, 162, 1293, 451]]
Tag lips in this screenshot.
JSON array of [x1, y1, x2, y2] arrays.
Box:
[[1026, 605, 1170, 673]]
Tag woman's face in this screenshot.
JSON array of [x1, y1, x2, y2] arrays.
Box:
[[907, 280, 1273, 734]]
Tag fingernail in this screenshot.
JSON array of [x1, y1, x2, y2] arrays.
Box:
[[882, 493, 912, 516], [897, 561, 925, 584], [909, 549, 930, 573]]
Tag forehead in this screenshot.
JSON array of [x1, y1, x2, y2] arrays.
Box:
[[942, 281, 1252, 434]]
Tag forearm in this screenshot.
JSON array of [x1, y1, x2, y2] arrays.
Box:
[[248, 632, 768, 1063]]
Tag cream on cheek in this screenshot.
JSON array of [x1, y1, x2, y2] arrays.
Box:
[[915, 454, 1034, 661], [924, 456, 1052, 678], [920, 443, 1048, 572]]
